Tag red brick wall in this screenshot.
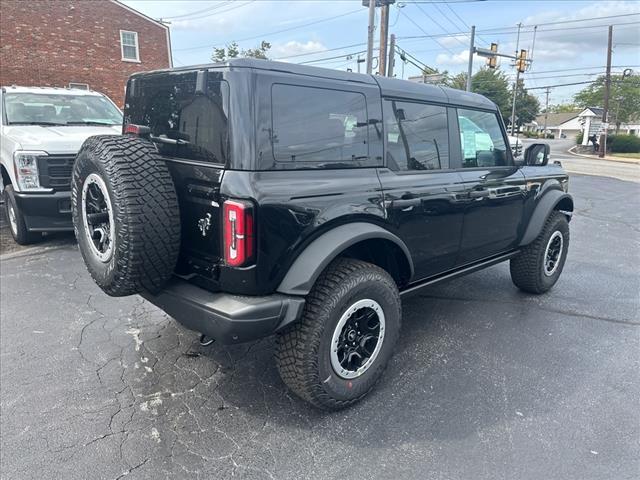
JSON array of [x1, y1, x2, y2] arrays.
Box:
[[0, 0, 171, 106]]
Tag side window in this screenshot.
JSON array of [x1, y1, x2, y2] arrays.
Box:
[[457, 109, 509, 168], [383, 100, 449, 171], [270, 84, 372, 169]]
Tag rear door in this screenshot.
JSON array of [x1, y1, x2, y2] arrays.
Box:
[[453, 108, 527, 264], [124, 70, 230, 277], [378, 98, 466, 280]]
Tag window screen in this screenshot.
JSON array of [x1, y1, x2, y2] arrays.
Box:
[[271, 84, 370, 168], [457, 109, 508, 167], [383, 100, 449, 171], [121, 31, 139, 61]]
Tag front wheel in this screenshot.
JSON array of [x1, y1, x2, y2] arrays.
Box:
[[276, 258, 401, 410], [510, 211, 570, 294], [4, 185, 41, 245]]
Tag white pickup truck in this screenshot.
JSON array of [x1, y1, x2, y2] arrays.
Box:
[[1, 86, 123, 244]]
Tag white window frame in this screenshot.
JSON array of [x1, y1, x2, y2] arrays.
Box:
[[120, 30, 140, 63], [68, 82, 89, 90]]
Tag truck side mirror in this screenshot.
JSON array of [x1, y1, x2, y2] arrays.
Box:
[[524, 143, 550, 166]]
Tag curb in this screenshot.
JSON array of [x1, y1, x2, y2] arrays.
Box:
[[0, 241, 75, 261], [567, 146, 640, 165]]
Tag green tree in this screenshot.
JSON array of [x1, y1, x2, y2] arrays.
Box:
[[512, 79, 540, 127], [445, 69, 539, 127], [574, 74, 640, 132], [211, 41, 271, 62]]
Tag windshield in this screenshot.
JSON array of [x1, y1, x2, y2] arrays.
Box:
[[3, 92, 123, 126]]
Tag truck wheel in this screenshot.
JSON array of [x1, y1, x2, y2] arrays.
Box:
[[276, 258, 401, 410], [4, 185, 41, 245], [71, 135, 180, 297], [510, 211, 569, 294]]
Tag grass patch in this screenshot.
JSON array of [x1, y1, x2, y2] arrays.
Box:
[[611, 153, 640, 160]]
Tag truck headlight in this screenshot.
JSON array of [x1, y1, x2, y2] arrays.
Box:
[[13, 151, 48, 191]]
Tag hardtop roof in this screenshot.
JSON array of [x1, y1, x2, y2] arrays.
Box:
[[130, 58, 497, 111]]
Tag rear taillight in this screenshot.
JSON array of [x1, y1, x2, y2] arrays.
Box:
[[223, 200, 255, 267], [123, 123, 151, 136]]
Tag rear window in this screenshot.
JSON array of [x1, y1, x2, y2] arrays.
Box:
[[267, 84, 375, 169], [124, 71, 229, 164]]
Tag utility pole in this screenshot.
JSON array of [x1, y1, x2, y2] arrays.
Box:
[[388, 33, 396, 77], [379, 2, 390, 75], [510, 22, 523, 135], [599, 25, 613, 158], [543, 87, 550, 137], [366, 0, 376, 74], [466, 25, 475, 92]]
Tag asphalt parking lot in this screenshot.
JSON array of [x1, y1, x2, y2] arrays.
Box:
[[1, 171, 639, 480]]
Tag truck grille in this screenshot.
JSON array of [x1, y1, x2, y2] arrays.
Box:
[[37, 154, 75, 191]]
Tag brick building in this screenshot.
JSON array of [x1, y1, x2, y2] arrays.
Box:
[[0, 0, 172, 105]]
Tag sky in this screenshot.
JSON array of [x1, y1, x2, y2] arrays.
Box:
[[122, 0, 640, 108]]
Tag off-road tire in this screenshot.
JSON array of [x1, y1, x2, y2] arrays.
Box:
[[71, 135, 180, 296], [510, 211, 569, 294], [276, 258, 401, 410], [3, 185, 41, 245]]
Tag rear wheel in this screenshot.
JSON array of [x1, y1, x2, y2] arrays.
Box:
[[510, 211, 570, 294], [276, 258, 401, 410], [71, 135, 181, 296], [4, 185, 41, 245]]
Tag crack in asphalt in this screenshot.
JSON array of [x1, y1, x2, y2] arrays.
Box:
[[417, 294, 640, 326]]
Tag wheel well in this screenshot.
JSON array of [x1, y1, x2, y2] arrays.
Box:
[[1, 165, 11, 188], [341, 238, 412, 287], [554, 197, 574, 219]]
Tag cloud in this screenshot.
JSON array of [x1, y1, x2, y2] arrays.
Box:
[[439, 34, 470, 48], [271, 41, 327, 60], [436, 49, 471, 66]]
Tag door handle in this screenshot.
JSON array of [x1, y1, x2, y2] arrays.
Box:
[[469, 189, 491, 199], [392, 198, 422, 211]]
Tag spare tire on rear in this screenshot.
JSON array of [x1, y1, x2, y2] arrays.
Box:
[[71, 135, 181, 297]]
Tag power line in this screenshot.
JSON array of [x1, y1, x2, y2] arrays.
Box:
[[396, 16, 640, 39], [175, 8, 363, 52], [169, 1, 255, 24], [274, 42, 368, 61], [397, 6, 457, 54], [161, 1, 233, 21], [414, 2, 469, 48]]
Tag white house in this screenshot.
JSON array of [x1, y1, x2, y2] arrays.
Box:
[[527, 111, 581, 138], [577, 107, 640, 145]]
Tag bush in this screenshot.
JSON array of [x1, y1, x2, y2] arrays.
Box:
[[576, 131, 584, 145], [608, 134, 640, 153]]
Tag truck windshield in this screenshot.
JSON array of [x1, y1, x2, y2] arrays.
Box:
[[3, 92, 123, 126]]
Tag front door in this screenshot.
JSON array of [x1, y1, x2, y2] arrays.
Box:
[[378, 99, 466, 280], [454, 108, 527, 264]]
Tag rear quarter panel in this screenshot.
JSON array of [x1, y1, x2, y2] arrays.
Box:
[[218, 169, 387, 295]]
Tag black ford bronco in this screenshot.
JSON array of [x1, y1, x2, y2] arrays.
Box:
[[71, 59, 573, 410]]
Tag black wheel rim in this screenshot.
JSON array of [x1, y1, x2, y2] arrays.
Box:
[[544, 230, 564, 276], [331, 299, 386, 379], [81, 174, 114, 262]]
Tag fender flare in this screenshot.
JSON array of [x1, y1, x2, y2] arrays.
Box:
[[277, 222, 414, 296], [519, 190, 573, 246]]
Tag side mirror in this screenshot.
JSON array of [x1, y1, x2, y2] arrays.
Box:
[[524, 143, 550, 166]]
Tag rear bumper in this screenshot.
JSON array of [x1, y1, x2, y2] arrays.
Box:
[[141, 278, 306, 344], [13, 191, 72, 232]]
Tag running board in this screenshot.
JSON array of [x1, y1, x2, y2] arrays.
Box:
[[400, 250, 520, 297]]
